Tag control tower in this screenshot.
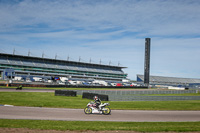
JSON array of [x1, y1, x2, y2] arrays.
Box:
[[144, 38, 151, 86]]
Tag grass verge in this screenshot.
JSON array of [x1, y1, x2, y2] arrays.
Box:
[[0, 92, 200, 110], [0, 119, 200, 132]]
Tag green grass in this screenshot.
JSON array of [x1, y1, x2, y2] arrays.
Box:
[[1, 92, 200, 110], [0, 119, 200, 132], [0, 92, 90, 108]]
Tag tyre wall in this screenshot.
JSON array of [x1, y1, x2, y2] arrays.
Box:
[[82, 92, 109, 101], [55, 90, 77, 96]]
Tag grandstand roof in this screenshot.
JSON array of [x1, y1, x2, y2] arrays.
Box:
[[137, 74, 200, 84], [0, 53, 127, 69]]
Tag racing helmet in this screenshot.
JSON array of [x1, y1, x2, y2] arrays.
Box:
[[94, 96, 98, 100]]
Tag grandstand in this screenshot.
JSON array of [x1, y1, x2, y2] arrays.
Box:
[[137, 74, 200, 87], [0, 53, 127, 82]]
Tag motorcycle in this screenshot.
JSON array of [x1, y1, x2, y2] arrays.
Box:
[[84, 101, 111, 115]]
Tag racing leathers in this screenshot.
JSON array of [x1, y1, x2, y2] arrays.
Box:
[[94, 98, 101, 110]]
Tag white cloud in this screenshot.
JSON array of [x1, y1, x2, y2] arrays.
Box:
[[1, 0, 200, 35], [0, 0, 200, 80]]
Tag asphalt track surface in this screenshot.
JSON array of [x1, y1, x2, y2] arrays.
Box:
[[1, 106, 200, 122], [0, 88, 55, 92]]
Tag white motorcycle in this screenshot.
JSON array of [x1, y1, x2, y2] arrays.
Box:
[[84, 101, 111, 115]]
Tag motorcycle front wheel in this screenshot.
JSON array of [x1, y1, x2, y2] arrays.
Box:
[[102, 107, 111, 115], [84, 107, 92, 114]]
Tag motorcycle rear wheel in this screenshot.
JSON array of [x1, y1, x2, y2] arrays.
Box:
[[84, 107, 92, 114], [102, 107, 111, 115]]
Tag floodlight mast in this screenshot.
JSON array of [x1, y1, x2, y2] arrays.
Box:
[[144, 38, 151, 87]]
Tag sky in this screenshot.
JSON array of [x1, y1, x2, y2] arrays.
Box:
[[0, 0, 200, 80]]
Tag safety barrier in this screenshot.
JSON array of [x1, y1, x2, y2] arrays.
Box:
[[1, 83, 147, 89], [75, 89, 199, 101], [54, 89, 199, 101], [76, 89, 197, 95], [109, 95, 200, 101], [82, 92, 109, 101], [47, 85, 147, 89]]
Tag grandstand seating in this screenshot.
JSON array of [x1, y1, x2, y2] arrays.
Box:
[[0, 53, 127, 81], [5, 58, 124, 75]]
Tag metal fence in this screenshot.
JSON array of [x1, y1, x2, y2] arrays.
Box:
[[75, 89, 200, 101]]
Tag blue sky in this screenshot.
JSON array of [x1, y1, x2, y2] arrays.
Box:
[[0, 0, 200, 80]]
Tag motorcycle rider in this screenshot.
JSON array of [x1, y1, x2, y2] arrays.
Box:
[[93, 96, 101, 110]]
